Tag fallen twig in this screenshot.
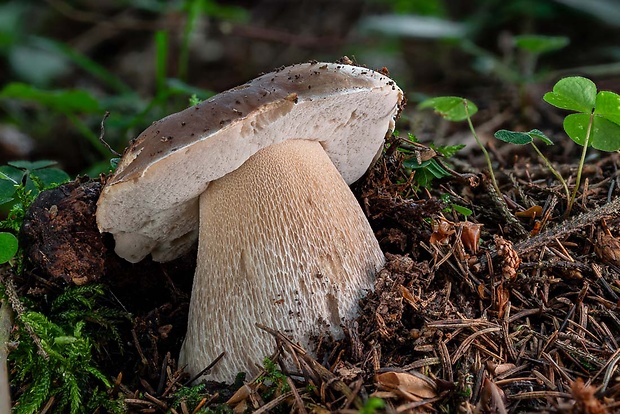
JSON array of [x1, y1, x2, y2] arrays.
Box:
[[256, 323, 365, 410], [480, 197, 620, 271]]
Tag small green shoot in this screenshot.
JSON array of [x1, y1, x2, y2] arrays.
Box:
[[360, 396, 385, 414], [441, 194, 473, 218], [543, 76, 620, 214], [453, 204, 473, 217], [399, 133, 464, 189], [257, 357, 290, 399], [494, 129, 571, 203], [433, 142, 466, 158], [109, 158, 120, 171], [170, 383, 208, 412], [402, 157, 452, 189], [419, 96, 502, 197], [189, 93, 202, 107]]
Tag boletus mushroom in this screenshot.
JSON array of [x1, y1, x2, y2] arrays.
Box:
[[96, 62, 404, 382]]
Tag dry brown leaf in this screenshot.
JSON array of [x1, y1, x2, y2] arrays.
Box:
[[595, 231, 620, 267], [429, 218, 455, 246], [571, 378, 609, 414], [226, 384, 254, 405], [515, 205, 543, 219], [486, 361, 516, 377], [479, 377, 507, 414], [400, 285, 419, 310], [232, 400, 248, 414], [496, 284, 510, 320], [461, 221, 482, 254], [494, 363, 516, 377], [376, 371, 436, 401]]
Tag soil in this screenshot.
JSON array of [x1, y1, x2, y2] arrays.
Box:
[[8, 121, 620, 412]]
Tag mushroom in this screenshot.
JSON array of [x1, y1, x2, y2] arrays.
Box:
[[96, 62, 404, 382]]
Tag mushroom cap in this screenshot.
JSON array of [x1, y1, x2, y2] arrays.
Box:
[[96, 62, 404, 263]]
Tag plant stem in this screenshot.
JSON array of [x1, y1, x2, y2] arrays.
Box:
[[463, 100, 502, 197], [530, 142, 571, 204], [566, 112, 595, 216]]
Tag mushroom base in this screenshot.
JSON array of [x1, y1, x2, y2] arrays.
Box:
[[179, 139, 385, 382]]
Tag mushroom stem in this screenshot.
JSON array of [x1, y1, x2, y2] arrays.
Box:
[[179, 139, 384, 382]]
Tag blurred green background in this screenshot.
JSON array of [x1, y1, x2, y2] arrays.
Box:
[[1, 0, 619, 176]]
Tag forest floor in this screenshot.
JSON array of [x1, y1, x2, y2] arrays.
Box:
[[6, 88, 620, 412]]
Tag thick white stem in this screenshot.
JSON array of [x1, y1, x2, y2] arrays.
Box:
[[179, 139, 384, 382]]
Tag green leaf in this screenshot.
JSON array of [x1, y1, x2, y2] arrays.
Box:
[[564, 113, 620, 151], [0, 82, 100, 113], [452, 204, 473, 217], [403, 158, 451, 178], [425, 159, 451, 179], [543, 76, 596, 113], [403, 157, 452, 188], [0, 169, 18, 203], [494, 130, 533, 145], [528, 129, 554, 145], [594, 90, 620, 126], [563, 113, 592, 146], [0, 165, 25, 182], [418, 96, 478, 121], [0, 232, 18, 264], [30, 168, 70, 189], [0, 181, 16, 205], [0, 192, 15, 208], [514, 35, 569, 54], [494, 129, 553, 145], [0, 165, 23, 204], [8, 160, 58, 170]]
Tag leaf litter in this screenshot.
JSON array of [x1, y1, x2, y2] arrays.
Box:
[[4, 123, 620, 413]]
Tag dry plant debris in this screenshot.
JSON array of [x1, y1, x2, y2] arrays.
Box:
[[5, 136, 620, 413]]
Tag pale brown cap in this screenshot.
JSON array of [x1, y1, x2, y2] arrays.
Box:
[[96, 62, 404, 263]]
